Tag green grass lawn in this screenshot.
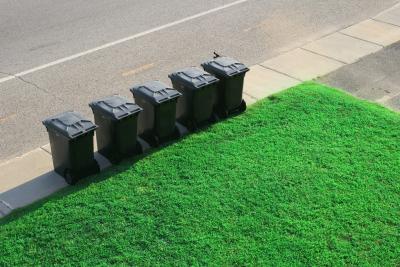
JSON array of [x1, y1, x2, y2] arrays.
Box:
[[1, 82, 399, 265]]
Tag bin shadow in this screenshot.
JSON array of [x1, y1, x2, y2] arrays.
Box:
[[0, 116, 241, 224], [0, 127, 197, 224]]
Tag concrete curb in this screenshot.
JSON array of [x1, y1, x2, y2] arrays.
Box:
[[2, 3, 400, 218]]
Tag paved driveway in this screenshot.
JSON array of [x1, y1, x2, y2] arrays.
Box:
[[320, 41, 400, 111]]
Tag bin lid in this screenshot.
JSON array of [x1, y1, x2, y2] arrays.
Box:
[[89, 95, 143, 120], [168, 67, 219, 90], [130, 81, 182, 105], [42, 111, 97, 139], [201, 57, 249, 77]]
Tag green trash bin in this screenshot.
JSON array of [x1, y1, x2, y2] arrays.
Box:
[[201, 56, 249, 117], [89, 95, 143, 163], [169, 67, 219, 130], [42, 111, 99, 184], [130, 81, 182, 146]]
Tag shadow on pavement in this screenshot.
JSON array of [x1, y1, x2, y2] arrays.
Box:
[[0, 122, 196, 224]]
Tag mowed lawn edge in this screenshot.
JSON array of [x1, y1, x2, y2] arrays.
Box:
[[1, 82, 399, 266]]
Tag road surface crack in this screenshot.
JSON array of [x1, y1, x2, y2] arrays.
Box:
[[0, 71, 66, 104]]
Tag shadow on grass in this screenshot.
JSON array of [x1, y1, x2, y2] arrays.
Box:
[[0, 140, 173, 225], [0, 116, 239, 225]]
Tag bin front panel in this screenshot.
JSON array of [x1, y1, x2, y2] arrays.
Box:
[[136, 97, 155, 136], [192, 84, 216, 123], [224, 75, 245, 109], [175, 82, 191, 122], [173, 82, 216, 125], [69, 133, 96, 172], [154, 100, 177, 139], [93, 114, 114, 155], [48, 131, 70, 175], [115, 116, 138, 154]]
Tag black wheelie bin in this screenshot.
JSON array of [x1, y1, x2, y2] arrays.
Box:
[[130, 81, 182, 146], [42, 111, 99, 184], [89, 95, 143, 163], [201, 56, 249, 117], [168, 67, 219, 130]]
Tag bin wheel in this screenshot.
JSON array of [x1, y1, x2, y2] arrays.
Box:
[[135, 141, 144, 154], [238, 99, 247, 112], [220, 109, 229, 119], [64, 169, 74, 185], [173, 126, 182, 139], [154, 135, 160, 147], [93, 161, 101, 173], [185, 120, 197, 132], [192, 121, 199, 131], [210, 113, 220, 123]]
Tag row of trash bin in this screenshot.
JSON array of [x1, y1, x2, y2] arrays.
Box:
[[42, 56, 249, 184]]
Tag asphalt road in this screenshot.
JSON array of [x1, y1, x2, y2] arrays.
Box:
[[0, 0, 398, 162]]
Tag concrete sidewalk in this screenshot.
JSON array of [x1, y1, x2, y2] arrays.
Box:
[[2, 2, 400, 218]]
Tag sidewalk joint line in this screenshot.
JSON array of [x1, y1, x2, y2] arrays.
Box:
[[0, 199, 12, 210], [243, 92, 258, 100], [370, 17, 400, 29], [257, 65, 302, 82], [376, 91, 400, 103], [339, 31, 385, 47], [300, 47, 348, 64], [373, 2, 400, 18], [40, 146, 51, 155]]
